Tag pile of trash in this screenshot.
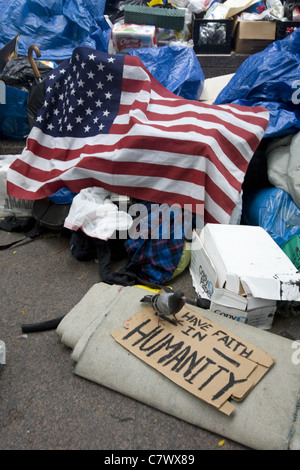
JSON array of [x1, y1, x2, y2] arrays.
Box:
[[0, 0, 299, 329]]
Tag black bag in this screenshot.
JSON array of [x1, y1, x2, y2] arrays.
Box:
[[0, 197, 71, 250]]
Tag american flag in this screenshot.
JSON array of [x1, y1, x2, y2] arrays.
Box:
[[7, 47, 269, 223]]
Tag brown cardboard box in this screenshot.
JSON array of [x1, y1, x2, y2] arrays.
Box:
[[235, 20, 276, 54]]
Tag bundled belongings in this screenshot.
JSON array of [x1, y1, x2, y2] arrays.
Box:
[[0, 0, 108, 60], [7, 46, 269, 227], [215, 28, 300, 138]]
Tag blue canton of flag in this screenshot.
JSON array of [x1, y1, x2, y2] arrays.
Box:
[[35, 47, 125, 138]]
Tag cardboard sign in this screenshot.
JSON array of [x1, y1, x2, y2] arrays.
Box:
[[111, 306, 274, 415]]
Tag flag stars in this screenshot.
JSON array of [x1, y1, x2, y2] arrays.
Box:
[[87, 71, 95, 80], [38, 49, 121, 137], [86, 89, 94, 98]]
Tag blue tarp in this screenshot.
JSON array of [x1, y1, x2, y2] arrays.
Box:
[[215, 29, 300, 138], [127, 44, 205, 101], [0, 85, 29, 140], [242, 187, 300, 247], [0, 0, 109, 61]]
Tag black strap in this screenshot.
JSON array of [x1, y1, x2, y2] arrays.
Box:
[[0, 220, 44, 250], [21, 315, 65, 333]]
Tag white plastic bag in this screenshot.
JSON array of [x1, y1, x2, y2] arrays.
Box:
[[64, 187, 133, 240], [188, 0, 215, 13]]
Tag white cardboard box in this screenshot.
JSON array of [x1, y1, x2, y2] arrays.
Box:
[[210, 288, 276, 329], [189, 224, 300, 329]]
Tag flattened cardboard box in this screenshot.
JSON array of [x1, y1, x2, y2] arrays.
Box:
[[112, 305, 274, 416]]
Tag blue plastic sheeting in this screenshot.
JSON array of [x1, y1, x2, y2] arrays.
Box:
[[49, 187, 77, 204], [0, 86, 30, 140], [242, 187, 300, 247], [127, 45, 205, 101], [214, 29, 300, 138], [0, 0, 108, 61]]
